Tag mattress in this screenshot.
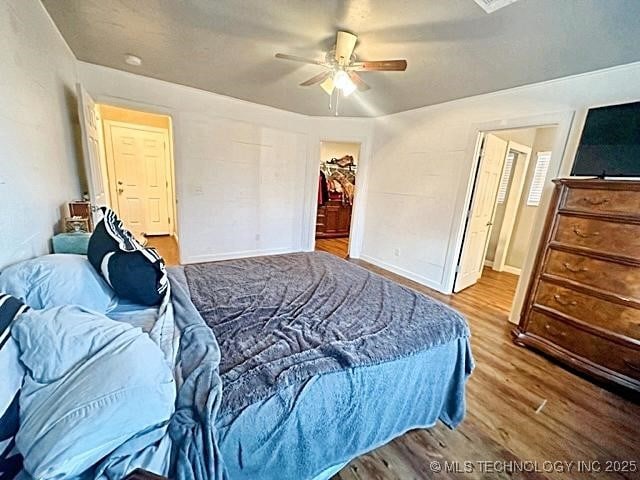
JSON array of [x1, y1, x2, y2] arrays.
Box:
[[167, 252, 474, 480]]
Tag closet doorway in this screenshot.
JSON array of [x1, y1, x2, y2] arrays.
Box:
[[99, 105, 179, 263], [315, 141, 360, 258]]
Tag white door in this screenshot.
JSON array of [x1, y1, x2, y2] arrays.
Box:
[[454, 133, 508, 292], [104, 122, 171, 237], [76, 84, 109, 226]]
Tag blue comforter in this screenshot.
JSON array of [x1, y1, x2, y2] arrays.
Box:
[[167, 253, 474, 480]]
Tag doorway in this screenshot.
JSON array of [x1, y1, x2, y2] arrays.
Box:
[[314, 141, 360, 259], [454, 125, 559, 293], [99, 105, 178, 262]]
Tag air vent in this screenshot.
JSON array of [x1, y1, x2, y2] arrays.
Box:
[[473, 0, 521, 13]]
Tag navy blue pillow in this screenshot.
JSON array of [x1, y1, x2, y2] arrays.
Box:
[[1, 293, 29, 480], [87, 208, 168, 306]]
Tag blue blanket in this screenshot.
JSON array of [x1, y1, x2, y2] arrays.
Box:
[[168, 253, 473, 480]]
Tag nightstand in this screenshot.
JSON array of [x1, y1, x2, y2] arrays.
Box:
[[52, 232, 91, 255]]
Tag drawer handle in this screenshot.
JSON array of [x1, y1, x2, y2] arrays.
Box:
[[562, 262, 588, 274], [572, 225, 600, 239], [544, 324, 567, 337], [553, 294, 577, 307], [582, 197, 609, 206], [623, 359, 640, 373]]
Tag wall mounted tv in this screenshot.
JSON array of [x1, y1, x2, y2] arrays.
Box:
[[571, 101, 640, 177]]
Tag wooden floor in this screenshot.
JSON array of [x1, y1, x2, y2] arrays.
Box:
[[315, 236, 350, 258], [307, 240, 640, 480], [146, 235, 180, 266]]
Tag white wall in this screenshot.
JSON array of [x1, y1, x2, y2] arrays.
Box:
[[485, 127, 538, 264], [78, 62, 374, 263], [506, 127, 557, 269], [362, 62, 640, 315], [0, 1, 81, 268]]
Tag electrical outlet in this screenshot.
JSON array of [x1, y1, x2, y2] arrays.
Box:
[[255, 234, 261, 241], [394, 248, 400, 257]]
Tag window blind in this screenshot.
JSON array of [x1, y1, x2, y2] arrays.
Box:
[[496, 152, 515, 204], [527, 151, 552, 206]]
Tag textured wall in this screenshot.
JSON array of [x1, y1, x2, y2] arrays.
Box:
[[0, 1, 81, 268]]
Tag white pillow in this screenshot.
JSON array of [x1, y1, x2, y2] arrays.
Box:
[[0, 254, 117, 313]]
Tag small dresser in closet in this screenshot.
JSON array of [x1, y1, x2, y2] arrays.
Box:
[[514, 178, 640, 392]]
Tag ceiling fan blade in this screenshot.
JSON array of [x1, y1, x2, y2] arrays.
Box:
[[275, 53, 326, 66], [348, 72, 370, 91], [335, 31, 357, 65], [300, 71, 331, 87], [320, 76, 335, 95], [350, 59, 407, 71]]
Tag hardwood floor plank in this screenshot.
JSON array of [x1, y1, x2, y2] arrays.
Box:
[[315, 237, 349, 258], [146, 234, 180, 266]]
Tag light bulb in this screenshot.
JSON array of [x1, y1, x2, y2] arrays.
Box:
[[333, 70, 350, 89]]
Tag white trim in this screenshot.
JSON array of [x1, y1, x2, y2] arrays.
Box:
[[502, 265, 522, 276], [484, 259, 494, 267], [493, 140, 533, 272], [303, 134, 372, 260], [181, 247, 295, 265], [359, 255, 447, 293], [444, 110, 575, 295]]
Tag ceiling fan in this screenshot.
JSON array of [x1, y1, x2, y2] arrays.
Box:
[[275, 31, 407, 111]]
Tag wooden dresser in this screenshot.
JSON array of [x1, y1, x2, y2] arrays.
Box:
[[514, 178, 640, 392], [316, 200, 352, 238]]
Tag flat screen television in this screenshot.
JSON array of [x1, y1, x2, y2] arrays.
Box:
[[571, 101, 640, 177]]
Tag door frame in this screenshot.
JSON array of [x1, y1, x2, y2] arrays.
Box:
[[492, 140, 533, 273], [446, 111, 575, 295], [102, 119, 176, 236], [305, 136, 369, 257]]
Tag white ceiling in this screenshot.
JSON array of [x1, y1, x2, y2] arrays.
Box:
[[42, 0, 640, 117]]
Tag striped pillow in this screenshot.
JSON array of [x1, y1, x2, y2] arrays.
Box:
[[87, 208, 168, 306], [0, 294, 29, 479]]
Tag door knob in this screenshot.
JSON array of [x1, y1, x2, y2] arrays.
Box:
[[117, 180, 123, 185], [118, 188, 124, 194], [486, 222, 493, 226]]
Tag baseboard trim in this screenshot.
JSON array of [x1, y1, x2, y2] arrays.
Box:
[[502, 264, 522, 276], [182, 247, 295, 264], [359, 255, 448, 294], [484, 259, 494, 267]]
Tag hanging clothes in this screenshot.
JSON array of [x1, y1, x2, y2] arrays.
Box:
[[318, 171, 329, 206]]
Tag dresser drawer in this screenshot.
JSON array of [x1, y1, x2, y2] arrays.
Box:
[[527, 311, 640, 380], [544, 249, 640, 302], [534, 281, 640, 340], [554, 215, 640, 259], [563, 187, 640, 217]]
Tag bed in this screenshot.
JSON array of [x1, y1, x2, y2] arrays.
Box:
[[165, 251, 473, 480], [2, 251, 473, 480]]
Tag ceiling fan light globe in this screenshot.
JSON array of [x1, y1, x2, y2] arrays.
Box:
[[333, 70, 351, 89]]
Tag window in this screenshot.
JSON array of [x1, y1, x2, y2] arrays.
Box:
[[527, 151, 552, 206], [496, 151, 515, 204]]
